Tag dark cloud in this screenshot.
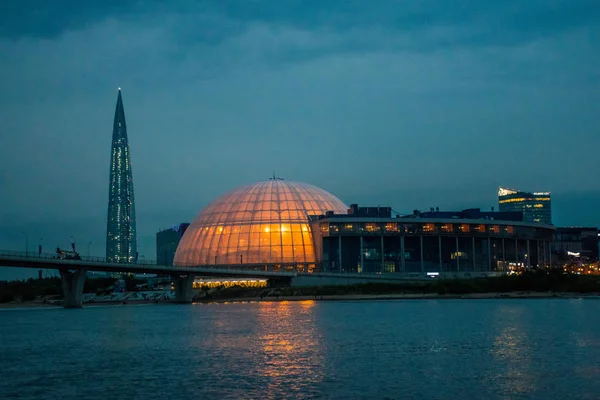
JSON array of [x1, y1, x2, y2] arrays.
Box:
[[0, 0, 131, 39], [2, 0, 599, 49]]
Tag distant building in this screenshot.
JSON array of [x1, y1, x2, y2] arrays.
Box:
[[156, 223, 189, 266], [407, 207, 524, 222], [552, 227, 599, 261], [106, 89, 137, 263], [498, 187, 552, 225]]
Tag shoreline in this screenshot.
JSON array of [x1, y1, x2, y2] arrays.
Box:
[[199, 291, 600, 304], [2, 292, 599, 309], [0, 299, 167, 309]]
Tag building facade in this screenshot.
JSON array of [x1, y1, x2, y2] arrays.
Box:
[[552, 227, 599, 262], [170, 179, 557, 277], [498, 187, 552, 224], [311, 206, 555, 275], [157, 223, 190, 266], [173, 178, 348, 270], [106, 89, 137, 263]]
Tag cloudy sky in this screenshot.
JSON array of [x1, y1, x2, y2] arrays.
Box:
[[1, 1, 599, 278]]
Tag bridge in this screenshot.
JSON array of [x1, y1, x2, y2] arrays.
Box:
[[0, 251, 469, 308], [0, 250, 297, 308]]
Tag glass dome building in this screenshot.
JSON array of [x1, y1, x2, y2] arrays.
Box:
[[173, 178, 348, 269]]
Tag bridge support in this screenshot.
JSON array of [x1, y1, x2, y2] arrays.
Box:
[[172, 274, 196, 303], [59, 269, 87, 308]]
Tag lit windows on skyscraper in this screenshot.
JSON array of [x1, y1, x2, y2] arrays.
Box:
[[106, 89, 137, 263]]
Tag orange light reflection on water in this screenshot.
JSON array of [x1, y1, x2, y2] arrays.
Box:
[[256, 300, 324, 392], [490, 307, 535, 396]]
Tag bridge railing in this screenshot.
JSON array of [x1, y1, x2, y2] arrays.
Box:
[[0, 250, 159, 266], [0, 250, 311, 274]]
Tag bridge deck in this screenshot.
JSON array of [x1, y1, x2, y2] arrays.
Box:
[[0, 251, 296, 279], [0, 251, 460, 282]]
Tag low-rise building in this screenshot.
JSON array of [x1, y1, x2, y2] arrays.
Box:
[[310, 205, 555, 275], [552, 227, 599, 262]]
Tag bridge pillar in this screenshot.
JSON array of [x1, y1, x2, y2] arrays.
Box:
[[172, 274, 196, 303], [59, 269, 87, 308]]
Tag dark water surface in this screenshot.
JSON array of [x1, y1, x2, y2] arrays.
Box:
[[2, 299, 600, 399]]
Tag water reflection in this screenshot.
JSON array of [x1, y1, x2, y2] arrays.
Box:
[[490, 305, 535, 397], [256, 300, 324, 398], [3, 300, 600, 399]]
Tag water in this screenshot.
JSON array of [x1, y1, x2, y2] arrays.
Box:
[[1, 299, 600, 400]]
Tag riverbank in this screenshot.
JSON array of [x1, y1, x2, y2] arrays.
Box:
[[199, 291, 600, 304], [3, 270, 600, 308], [0, 299, 170, 309], [2, 291, 599, 308]]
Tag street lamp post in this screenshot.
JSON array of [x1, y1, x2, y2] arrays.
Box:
[[39, 237, 43, 257], [87, 241, 93, 258]]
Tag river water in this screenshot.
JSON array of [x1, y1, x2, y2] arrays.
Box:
[[1, 299, 600, 399]]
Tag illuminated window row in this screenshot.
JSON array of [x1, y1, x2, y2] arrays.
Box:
[[321, 223, 522, 235]]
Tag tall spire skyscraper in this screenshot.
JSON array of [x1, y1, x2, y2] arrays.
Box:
[[106, 88, 137, 263]]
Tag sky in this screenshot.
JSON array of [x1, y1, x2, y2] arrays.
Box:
[[1, 0, 599, 279]]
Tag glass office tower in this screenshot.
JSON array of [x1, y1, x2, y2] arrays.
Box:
[[498, 187, 552, 225], [106, 89, 137, 263]]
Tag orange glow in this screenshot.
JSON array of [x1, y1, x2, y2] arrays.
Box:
[[423, 223, 435, 232], [440, 224, 453, 232], [363, 223, 380, 233], [255, 300, 324, 391], [174, 179, 347, 265], [299, 300, 316, 307], [385, 223, 398, 232]]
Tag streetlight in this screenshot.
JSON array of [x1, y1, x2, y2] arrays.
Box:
[[87, 241, 93, 258], [22, 232, 28, 255], [39, 237, 43, 257]]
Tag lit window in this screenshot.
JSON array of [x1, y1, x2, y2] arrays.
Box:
[[440, 224, 453, 233], [488, 225, 500, 233], [385, 223, 398, 232], [363, 223, 381, 233], [422, 224, 435, 232]]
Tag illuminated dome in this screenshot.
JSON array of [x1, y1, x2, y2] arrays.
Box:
[[174, 179, 347, 267]]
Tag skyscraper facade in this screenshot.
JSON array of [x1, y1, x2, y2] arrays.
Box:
[[106, 89, 137, 263], [498, 187, 552, 225]]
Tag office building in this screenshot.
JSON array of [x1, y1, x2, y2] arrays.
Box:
[[157, 223, 190, 266], [106, 89, 137, 263], [498, 187, 552, 225]]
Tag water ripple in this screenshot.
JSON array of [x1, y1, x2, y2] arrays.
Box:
[[1, 300, 600, 399]]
